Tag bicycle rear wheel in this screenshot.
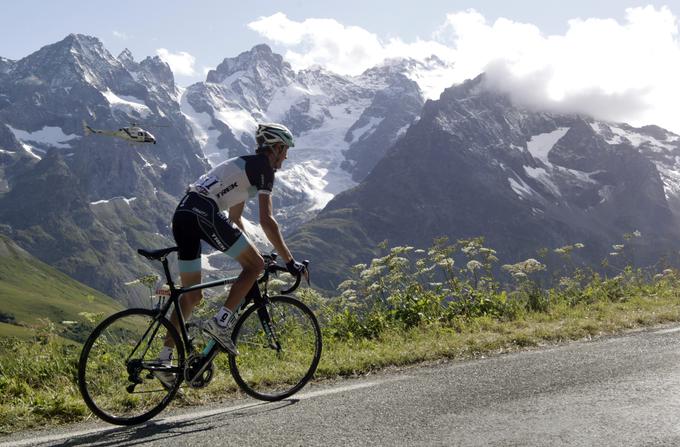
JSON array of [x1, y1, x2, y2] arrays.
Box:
[[229, 295, 322, 401], [77, 308, 184, 425]]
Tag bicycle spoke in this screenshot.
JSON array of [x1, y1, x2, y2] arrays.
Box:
[[78, 309, 184, 425], [229, 296, 322, 401]]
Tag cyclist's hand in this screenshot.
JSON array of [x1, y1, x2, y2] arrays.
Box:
[[286, 259, 309, 282]]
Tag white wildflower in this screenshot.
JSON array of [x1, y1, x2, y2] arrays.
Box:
[[574, 243, 585, 249], [367, 283, 382, 293], [609, 252, 619, 257], [389, 256, 410, 268], [390, 245, 414, 255], [351, 263, 367, 273], [337, 279, 356, 291], [479, 248, 497, 255], [522, 258, 545, 273], [466, 260, 483, 271], [502, 258, 545, 275], [633, 230, 642, 238], [612, 244, 624, 251], [419, 265, 436, 274], [462, 246, 476, 255], [340, 289, 357, 301], [437, 258, 455, 268]]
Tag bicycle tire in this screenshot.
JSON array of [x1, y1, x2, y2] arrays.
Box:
[[229, 295, 322, 401], [77, 308, 185, 425]]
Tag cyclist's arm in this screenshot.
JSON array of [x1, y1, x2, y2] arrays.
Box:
[[228, 202, 246, 232], [258, 193, 293, 262]]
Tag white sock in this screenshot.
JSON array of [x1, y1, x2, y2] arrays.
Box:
[[159, 346, 173, 362], [214, 306, 234, 328]]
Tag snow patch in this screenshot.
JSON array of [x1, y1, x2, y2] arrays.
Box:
[[242, 217, 271, 249], [526, 128, 569, 166], [349, 117, 383, 143], [20, 142, 42, 160], [267, 84, 313, 121], [214, 107, 257, 142], [202, 252, 220, 272], [523, 165, 561, 197], [102, 89, 151, 117], [90, 196, 137, 206], [508, 176, 536, 200], [181, 93, 226, 167], [7, 125, 79, 149], [277, 162, 334, 210], [594, 123, 677, 151]]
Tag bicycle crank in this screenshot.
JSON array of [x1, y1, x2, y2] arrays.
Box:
[[184, 353, 214, 388]]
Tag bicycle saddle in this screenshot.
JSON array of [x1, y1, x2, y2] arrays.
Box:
[[137, 247, 178, 260]]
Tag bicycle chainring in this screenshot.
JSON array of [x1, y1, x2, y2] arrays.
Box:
[[184, 353, 214, 388]]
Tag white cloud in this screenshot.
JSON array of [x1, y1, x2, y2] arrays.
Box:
[[248, 7, 680, 134], [247, 12, 456, 98], [441, 7, 680, 131], [156, 48, 196, 76], [112, 30, 128, 40], [248, 12, 387, 75]]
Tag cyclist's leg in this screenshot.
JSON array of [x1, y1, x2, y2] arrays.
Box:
[[192, 199, 263, 354], [162, 195, 206, 349], [225, 244, 265, 311], [194, 195, 265, 314]]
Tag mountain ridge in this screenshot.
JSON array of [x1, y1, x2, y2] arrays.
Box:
[[289, 74, 680, 289]]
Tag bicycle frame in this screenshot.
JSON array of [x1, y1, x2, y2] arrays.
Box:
[[152, 255, 276, 358]]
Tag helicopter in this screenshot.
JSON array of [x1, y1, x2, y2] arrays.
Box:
[[83, 120, 157, 144]]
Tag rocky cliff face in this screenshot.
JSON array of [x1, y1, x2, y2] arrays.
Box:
[[290, 74, 680, 289], [181, 45, 425, 235], [0, 34, 208, 305]]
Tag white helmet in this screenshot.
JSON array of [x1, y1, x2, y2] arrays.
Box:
[[256, 123, 295, 148]]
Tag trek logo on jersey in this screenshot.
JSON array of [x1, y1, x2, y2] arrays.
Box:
[[209, 232, 227, 251], [216, 182, 238, 198]]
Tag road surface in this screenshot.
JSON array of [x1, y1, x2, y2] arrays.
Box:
[[3, 325, 680, 446]]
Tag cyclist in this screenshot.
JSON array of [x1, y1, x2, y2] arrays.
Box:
[[156, 123, 308, 384]]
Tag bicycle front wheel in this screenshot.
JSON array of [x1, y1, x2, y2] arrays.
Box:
[[77, 308, 184, 425], [229, 295, 322, 401]]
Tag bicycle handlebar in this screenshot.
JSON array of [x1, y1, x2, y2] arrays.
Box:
[[262, 253, 310, 294]]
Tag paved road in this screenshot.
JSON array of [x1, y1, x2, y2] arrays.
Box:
[[4, 325, 680, 446]]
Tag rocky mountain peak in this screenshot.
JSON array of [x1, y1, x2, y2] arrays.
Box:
[[0, 57, 15, 75], [11, 33, 123, 89], [139, 55, 175, 89], [117, 48, 135, 64], [206, 43, 294, 86]]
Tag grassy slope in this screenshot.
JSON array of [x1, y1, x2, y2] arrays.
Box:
[[0, 235, 123, 338]]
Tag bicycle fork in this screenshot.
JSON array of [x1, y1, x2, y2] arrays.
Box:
[[257, 305, 281, 351]]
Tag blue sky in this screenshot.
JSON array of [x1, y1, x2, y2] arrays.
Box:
[[2, 1, 680, 132]]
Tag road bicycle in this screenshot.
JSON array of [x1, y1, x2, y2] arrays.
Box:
[[77, 246, 322, 425]]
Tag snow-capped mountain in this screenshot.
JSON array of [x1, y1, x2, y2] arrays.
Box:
[[4, 34, 680, 301], [181, 44, 424, 235], [289, 74, 680, 289], [0, 34, 207, 305]]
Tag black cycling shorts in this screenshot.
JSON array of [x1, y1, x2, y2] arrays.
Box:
[[172, 192, 249, 271]]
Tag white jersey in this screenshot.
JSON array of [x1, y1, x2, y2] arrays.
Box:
[[188, 154, 275, 210]]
